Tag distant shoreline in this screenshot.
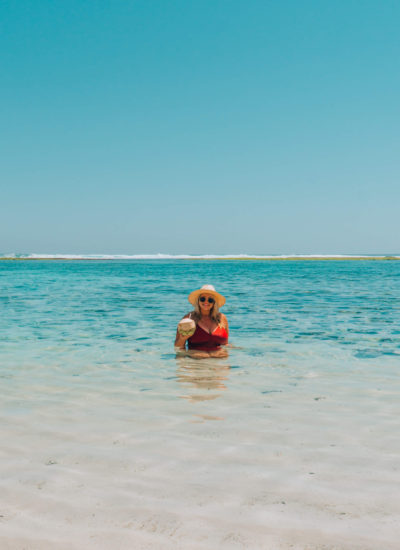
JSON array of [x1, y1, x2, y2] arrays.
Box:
[[1, 256, 399, 261]]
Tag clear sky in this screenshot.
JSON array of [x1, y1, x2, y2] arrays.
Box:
[[1, 0, 399, 255]]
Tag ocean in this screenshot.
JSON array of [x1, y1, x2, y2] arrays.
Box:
[[1, 259, 399, 549]]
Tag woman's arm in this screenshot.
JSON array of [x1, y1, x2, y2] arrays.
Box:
[[175, 330, 188, 349], [220, 313, 229, 337]]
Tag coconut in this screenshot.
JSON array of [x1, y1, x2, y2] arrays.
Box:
[[178, 318, 196, 337]]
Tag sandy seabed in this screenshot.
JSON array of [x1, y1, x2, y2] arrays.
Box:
[[1, 351, 399, 550]]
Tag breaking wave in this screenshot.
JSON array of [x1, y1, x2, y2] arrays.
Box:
[[1, 253, 399, 260]]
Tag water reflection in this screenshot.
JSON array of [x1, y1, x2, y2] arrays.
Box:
[[175, 356, 231, 402]]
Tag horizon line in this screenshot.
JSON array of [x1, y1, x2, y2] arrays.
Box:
[[1, 253, 400, 261]]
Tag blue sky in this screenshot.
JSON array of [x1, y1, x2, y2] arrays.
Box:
[[1, 0, 399, 254]]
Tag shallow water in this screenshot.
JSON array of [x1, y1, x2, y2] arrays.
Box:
[[1, 260, 399, 549]]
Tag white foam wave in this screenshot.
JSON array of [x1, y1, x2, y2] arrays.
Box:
[[1, 253, 400, 260]]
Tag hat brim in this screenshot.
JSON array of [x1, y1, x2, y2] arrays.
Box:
[[188, 289, 226, 308]]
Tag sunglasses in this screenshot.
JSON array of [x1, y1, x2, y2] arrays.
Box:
[[199, 296, 215, 304]]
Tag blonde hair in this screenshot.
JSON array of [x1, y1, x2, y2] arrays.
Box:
[[191, 299, 221, 324]]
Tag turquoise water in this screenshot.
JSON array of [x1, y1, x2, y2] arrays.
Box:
[[1, 259, 399, 367], [1, 260, 399, 549]]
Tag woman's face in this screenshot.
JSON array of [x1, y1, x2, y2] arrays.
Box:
[[198, 294, 215, 314]]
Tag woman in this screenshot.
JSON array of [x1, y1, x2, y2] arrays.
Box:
[[175, 284, 229, 358]]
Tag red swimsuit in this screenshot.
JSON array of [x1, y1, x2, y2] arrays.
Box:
[[187, 324, 228, 351]]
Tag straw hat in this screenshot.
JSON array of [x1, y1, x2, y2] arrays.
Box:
[[188, 285, 226, 307]]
